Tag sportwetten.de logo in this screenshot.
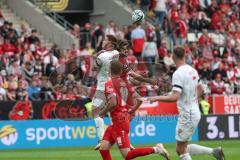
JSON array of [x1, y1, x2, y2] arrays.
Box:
[[0, 125, 18, 146]]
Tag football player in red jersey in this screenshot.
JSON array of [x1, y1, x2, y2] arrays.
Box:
[[98, 61, 170, 160]]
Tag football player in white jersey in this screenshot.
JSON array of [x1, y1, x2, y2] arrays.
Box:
[[92, 35, 119, 150], [147, 46, 225, 160]]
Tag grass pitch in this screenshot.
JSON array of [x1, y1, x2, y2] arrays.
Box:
[[0, 140, 239, 160]]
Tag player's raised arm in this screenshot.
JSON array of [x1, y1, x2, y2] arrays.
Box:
[[99, 94, 116, 117], [129, 71, 158, 85], [147, 91, 181, 103]]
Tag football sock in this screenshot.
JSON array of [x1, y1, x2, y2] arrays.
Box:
[[125, 147, 154, 160], [100, 150, 112, 160], [187, 144, 213, 156], [180, 153, 192, 160], [94, 117, 105, 140]]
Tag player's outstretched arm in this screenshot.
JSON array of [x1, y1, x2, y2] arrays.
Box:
[[147, 91, 181, 103], [99, 95, 117, 117], [129, 72, 157, 85]]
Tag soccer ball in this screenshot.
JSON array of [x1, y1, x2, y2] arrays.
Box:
[[132, 9, 145, 23]]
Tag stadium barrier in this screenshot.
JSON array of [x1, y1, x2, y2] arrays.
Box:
[[0, 116, 198, 149], [1, 95, 240, 121]]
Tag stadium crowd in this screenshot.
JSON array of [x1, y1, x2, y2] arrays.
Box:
[[0, 0, 239, 101]]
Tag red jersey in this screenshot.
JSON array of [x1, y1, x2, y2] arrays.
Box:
[[105, 77, 135, 125]]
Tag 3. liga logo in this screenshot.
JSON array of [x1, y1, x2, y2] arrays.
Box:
[[0, 125, 18, 146]]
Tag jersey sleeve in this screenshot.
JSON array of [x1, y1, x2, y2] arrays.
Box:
[[172, 72, 183, 93]]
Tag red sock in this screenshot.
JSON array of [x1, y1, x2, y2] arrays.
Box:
[[100, 150, 112, 160], [125, 147, 154, 160]]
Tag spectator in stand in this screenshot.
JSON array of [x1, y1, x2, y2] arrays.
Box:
[[211, 57, 221, 71], [2, 38, 17, 58], [210, 73, 226, 94], [141, 36, 159, 77], [54, 84, 63, 100], [40, 81, 55, 100], [212, 29, 225, 47], [145, 22, 156, 42], [16, 81, 28, 101], [114, 25, 124, 39], [198, 62, 212, 80], [7, 59, 22, 77], [155, 24, 161, 48], [105, 20, 115, 36], [175, 17, 188, 45], [63, 85, 76, 100], [226, 63, 235, 81], [27, 80, 40, 101], [43, 51, 58, 76], [80, 42, 95, 56], [69, 43, 80, 59], [131, 22, 146, 58], [23, 62, 34, 83], [154, 0, 167, 26], [65, 74, 76, 86], [50, 44, 61, 59], [23, 50, 34, 64], [81, 23, 92, 48], [93, 24, 104, 51], [158, 40, 168, 60], [71, 24, 81, 38], [34, 58, 43, 76], [163, 51, 174, 69], [212, 63, 227, 81], [123, 25, 132, 41], [28, 29, 40, 45], [35, 42, 48, 60], [211, 8, 222, 30], [6, 81, 17, 101], [0, 21, 10, 40]]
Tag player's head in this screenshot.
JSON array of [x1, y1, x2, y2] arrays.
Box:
[[117, 39, 131, 57], [173, 45, 186, 64], [102, 35, 117, 51], [110, 60, 123, 76]]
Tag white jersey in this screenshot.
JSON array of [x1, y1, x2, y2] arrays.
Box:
[[172, 64, 201, 120], [96, 50, 119, 91]]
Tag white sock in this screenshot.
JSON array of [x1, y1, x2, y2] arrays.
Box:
[[180, 153, 192, 160], [94, 117, 105, 140], [187, 144, 213, 156]]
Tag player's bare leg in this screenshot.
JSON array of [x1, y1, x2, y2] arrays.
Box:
[[99, 140, 112, 160], [176, 141, 192, 160], [119, 143, 170, 160], [92, 106, 104, 150]]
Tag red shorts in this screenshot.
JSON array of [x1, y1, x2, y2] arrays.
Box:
[[103, 124, 130, 149]]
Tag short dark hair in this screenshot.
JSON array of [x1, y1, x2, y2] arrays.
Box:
[[110, 60, 123, 75], [173, 46, 185, 59]]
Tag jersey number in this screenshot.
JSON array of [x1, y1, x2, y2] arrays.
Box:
[[120, 87, 128, 106]]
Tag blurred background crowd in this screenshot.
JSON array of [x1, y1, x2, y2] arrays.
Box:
[[0, 0, 239, 101]]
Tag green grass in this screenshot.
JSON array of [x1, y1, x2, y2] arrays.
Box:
[[0, 140, 239, 160]]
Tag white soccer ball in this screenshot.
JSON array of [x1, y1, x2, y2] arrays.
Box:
[[132, 9, 145, 23]]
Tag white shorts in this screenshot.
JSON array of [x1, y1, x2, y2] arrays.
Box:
[[175, 117, 200, 142], [92, 90, 106, 108]]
